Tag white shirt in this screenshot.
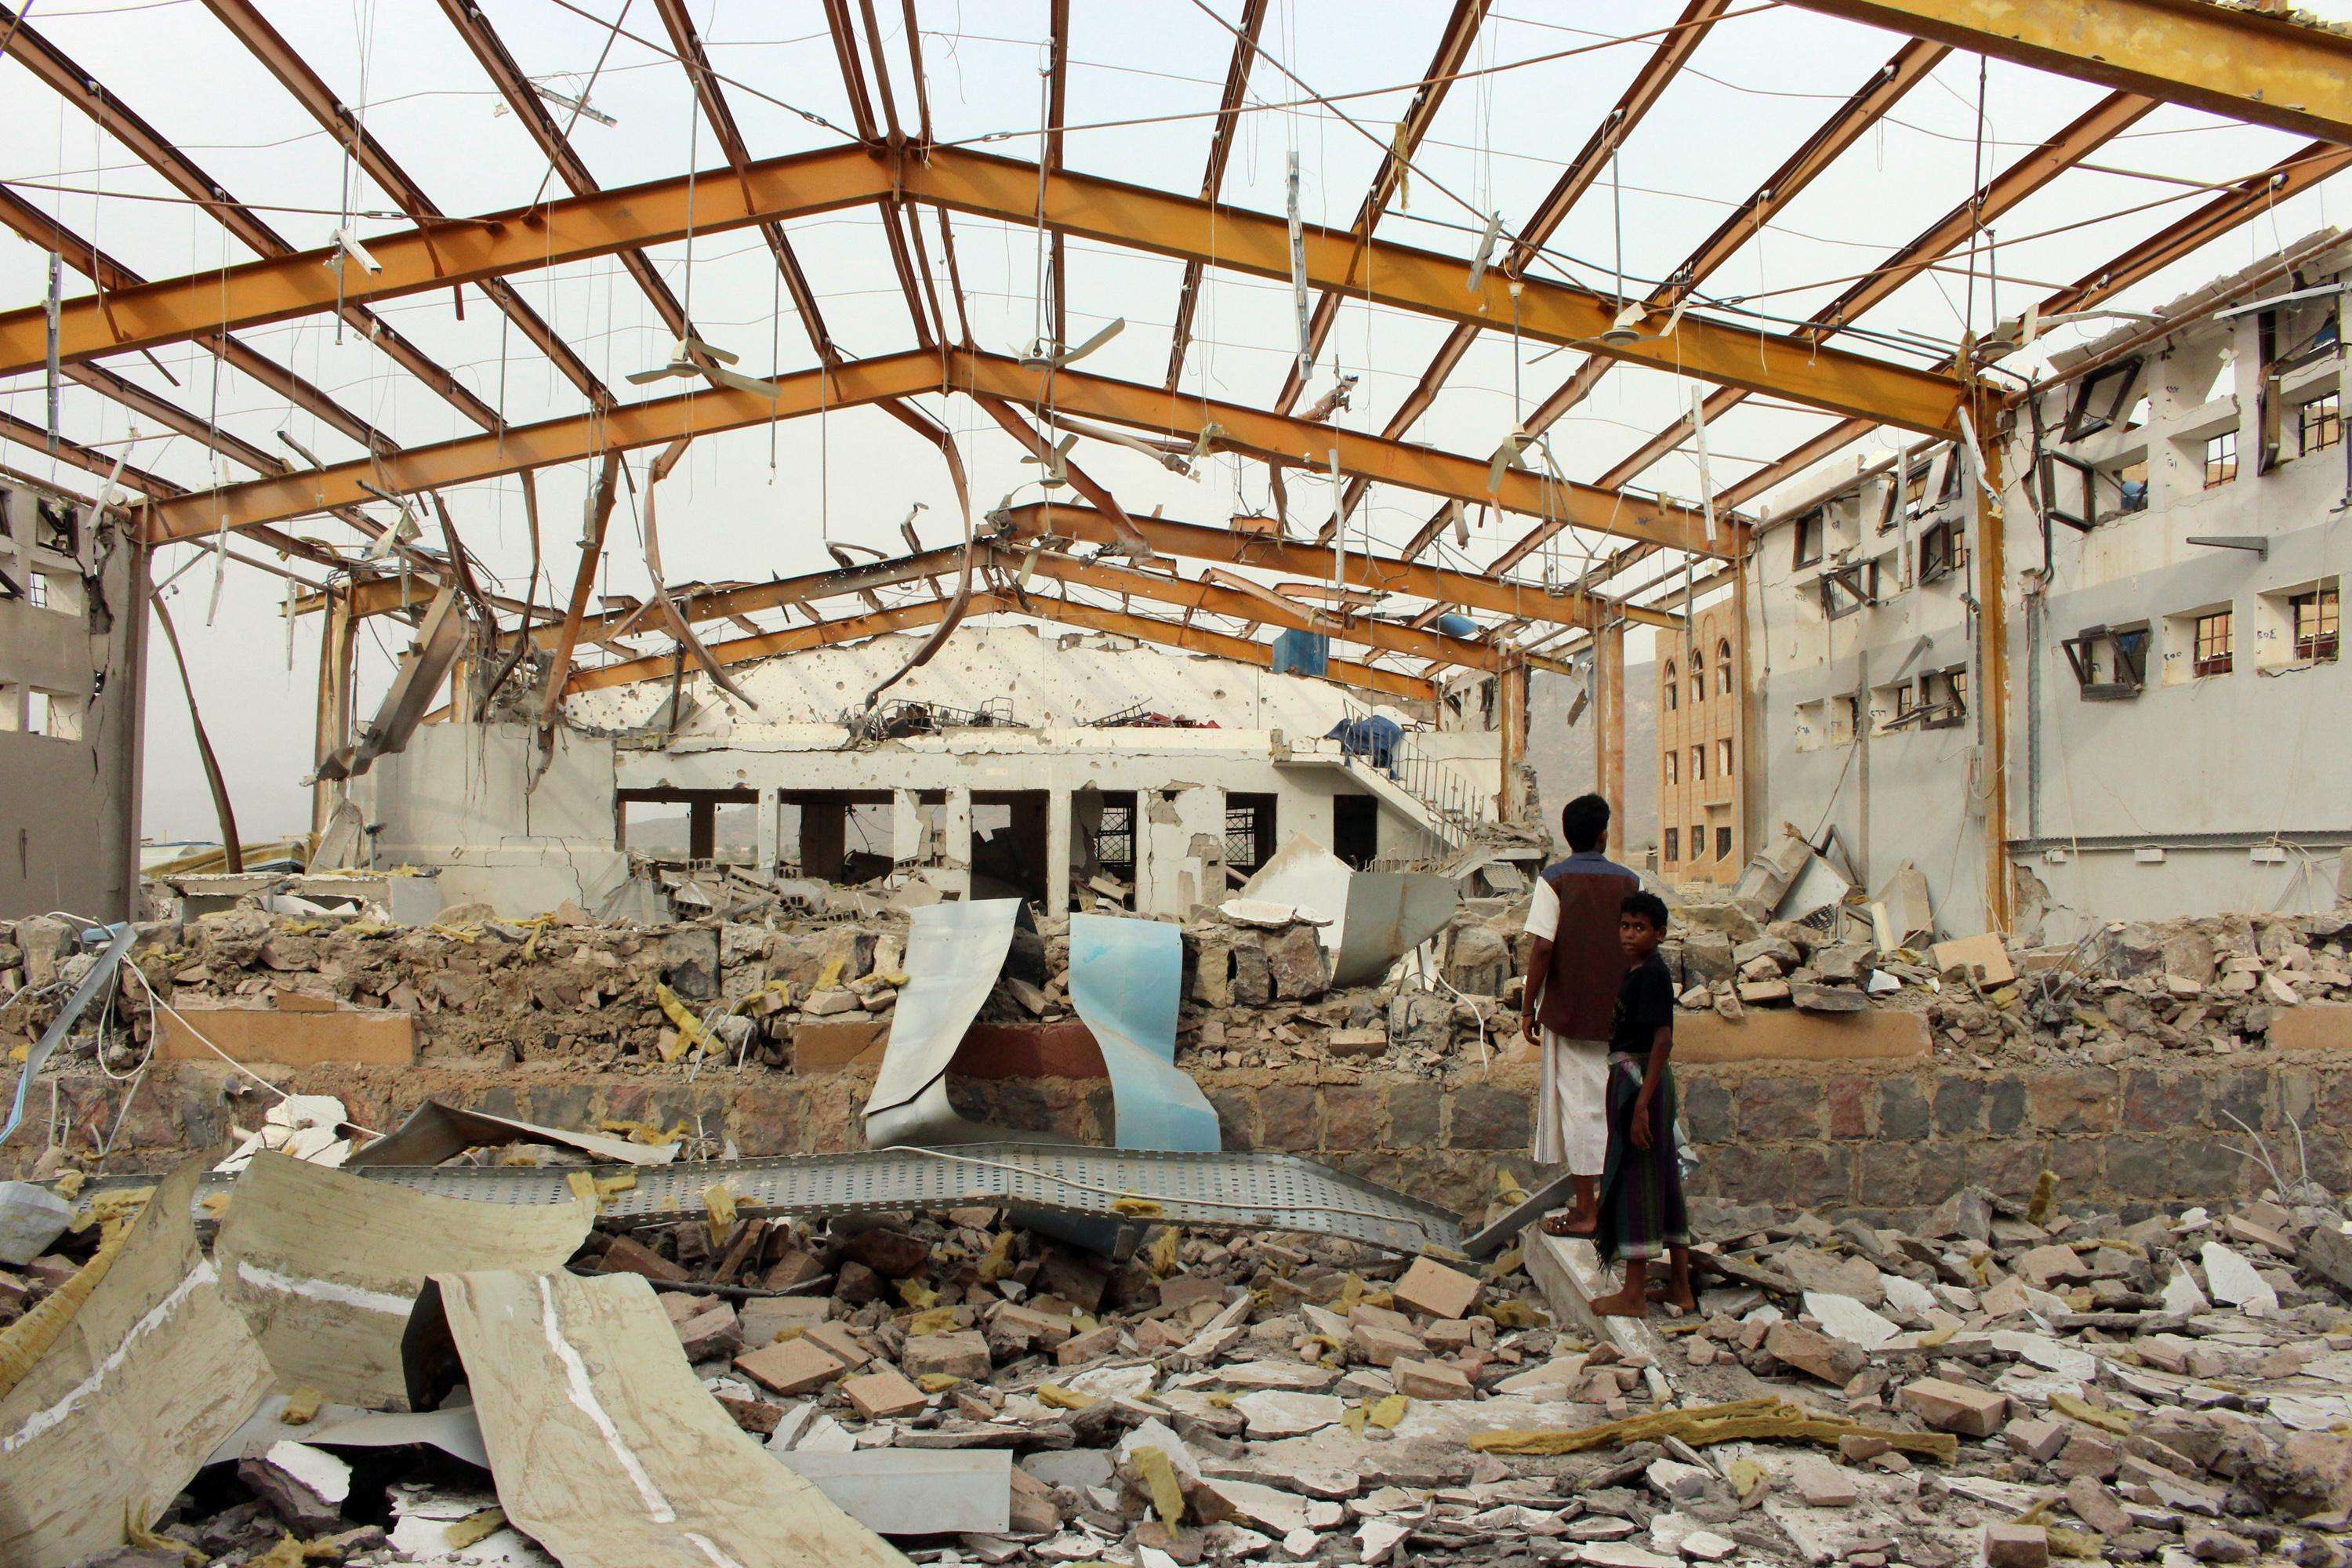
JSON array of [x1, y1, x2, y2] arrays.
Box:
[[1523, 877, 1560, 942]]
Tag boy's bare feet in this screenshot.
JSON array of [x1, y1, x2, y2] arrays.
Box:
[[1541, 1210, 1596, 1238], [1657, 1279, 1698, 1314], [1588, 1284, 1648, 1318]]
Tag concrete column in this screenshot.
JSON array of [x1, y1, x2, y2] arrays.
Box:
[[801, 796, 848, 880], [688, 800, 717, 862], [1497, 659, 1530, 824], [1046, 788, 1073, 915], [312, 584, 358, 839], [1595, 623, 1627, 859], [941, 786, 974, 896], [756, 786, 779, 872], [891, 789, 924, 869]]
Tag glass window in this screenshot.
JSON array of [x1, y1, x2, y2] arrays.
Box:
[[2194, 608, 2234, 677], [1664, 750, 1677, 786], [1662, 662, 1678, 711], [25, 572, 47, 609], [1664, 828, 1679, 864], [1690, 648, 1705, 704], [2204, 430, 2238, 488], [1691, 746, 1705, 782], [1691, 823, 1707, 859], [2293, 586, 2339, 662], [1716, 826, 1733, 861], [1716, 640, 1733, 694], [1717, 738, 1733, 776], [2302, 393, 2343, 456]]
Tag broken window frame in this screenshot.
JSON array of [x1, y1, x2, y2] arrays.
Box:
[[1661, 660, 1679, 711], [1715, 737, 1733, 776], [2299, 391, 2343, 456], [1918, 518, 1968, 585], [32, 497, 77, 557], [1664, 749, 1678, 786], [1919, 665, 1970, 730], [1791, 510, 1824, 569], [1818, 560, 1880, 620], [2060, 623, 2150, 700], [2061, 355, 2143, 441], [1664, 826, 1679, 864], [1689, 646, 1706, 705], [1715, 825, 1733, 862], [1715, 639, 1733, 695], [1691, 822, 1707, 860], [1691, 744, 1706, 782]]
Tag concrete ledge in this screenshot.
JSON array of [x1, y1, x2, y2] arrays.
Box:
[[157, 1004, 415, 1068], [2272, 1003, 2352, 1053], [1675, 1007, 1930, 1065]]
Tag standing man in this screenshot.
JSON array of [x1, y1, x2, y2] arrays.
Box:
[[1519, 793, 1639, 1237]]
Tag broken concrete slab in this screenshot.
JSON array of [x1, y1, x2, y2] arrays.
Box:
[[0, 1160, 276, 1567], [216, 1151, 594, 1408], [768, 1450, 1013, 1536], [424, 1270, 908, 1568]]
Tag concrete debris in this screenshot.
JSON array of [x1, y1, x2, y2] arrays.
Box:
[[0, 1149, 2348, 1568], [5, 891, 2352, 1568]]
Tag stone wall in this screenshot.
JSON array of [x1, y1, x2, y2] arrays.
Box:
[[24, 1036, 2349, 1224]]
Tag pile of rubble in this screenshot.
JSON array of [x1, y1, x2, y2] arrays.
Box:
[[1637, 904, 2352, 1065], [10, 1116, 2352, 1568]]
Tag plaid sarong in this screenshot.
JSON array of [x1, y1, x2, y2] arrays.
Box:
[[1593, 1053, 1689, 1265]]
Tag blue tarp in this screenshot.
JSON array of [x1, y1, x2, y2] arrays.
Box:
[[1325, 713, 1403, 770]]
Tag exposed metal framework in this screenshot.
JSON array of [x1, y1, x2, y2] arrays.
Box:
[[2, 0, 2344, 753], [1780, 0, 2352, 145], [0, 146, 1972, 439]]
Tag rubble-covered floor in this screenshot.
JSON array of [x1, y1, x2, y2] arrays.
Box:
[[8, 1118, 2352, 1568]]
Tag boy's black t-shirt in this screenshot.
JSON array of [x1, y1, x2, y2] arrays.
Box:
[[1609, 952, 1676, 1058]]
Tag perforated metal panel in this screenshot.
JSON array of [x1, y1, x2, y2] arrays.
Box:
[[181, 1143, 1461, 1256]]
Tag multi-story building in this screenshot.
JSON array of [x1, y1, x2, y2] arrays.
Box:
[[0, 474, 147, 920], [1736, 238, 2350, 939], [1656, 602, 1743, 884]]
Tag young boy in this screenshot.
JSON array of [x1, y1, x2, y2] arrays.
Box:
[[1588, 891, 1695, 1318]]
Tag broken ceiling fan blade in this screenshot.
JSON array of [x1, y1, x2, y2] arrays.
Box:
[[697, 362, 786, 401], [1056, 317, 1123, 368], [1021, 318, 1127, 371], [1487, 430, 1536, 496]]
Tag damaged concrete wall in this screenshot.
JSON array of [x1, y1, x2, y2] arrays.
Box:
[[0, 479, 144, 921], [356, 720, 635, 916], [1525, 662, 1658, 861]]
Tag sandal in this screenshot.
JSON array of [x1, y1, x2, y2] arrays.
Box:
[[1541, 1214, 1598, 1238]]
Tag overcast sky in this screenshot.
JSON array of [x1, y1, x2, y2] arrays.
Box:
[[2, 0, 2347, 844]]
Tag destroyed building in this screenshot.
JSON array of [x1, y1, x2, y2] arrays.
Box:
[[4, 3, 2352, 1568]]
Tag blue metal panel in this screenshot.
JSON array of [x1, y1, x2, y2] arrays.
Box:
[[1067, 913, 1220, 1152], [1270, 627, 1329, 678]]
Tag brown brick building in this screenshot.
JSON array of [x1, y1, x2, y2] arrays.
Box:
[[1657, 601, 1742, 883]]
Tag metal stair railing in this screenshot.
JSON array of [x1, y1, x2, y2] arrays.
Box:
[[1331, 696, 1491, 863]]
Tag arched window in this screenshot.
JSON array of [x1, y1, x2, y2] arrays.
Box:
[[1717, 639, 1734, 695], [1662, 662, 1678, 710], [1690, 647, 1706, 703]]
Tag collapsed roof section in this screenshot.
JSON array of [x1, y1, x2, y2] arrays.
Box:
[[2, 0, 2347, 708]]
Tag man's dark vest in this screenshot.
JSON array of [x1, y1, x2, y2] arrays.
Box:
[[1537, 857, 1638, 1041]]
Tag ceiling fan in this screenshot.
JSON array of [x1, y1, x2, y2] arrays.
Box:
[[629, 336, 786, 400]]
